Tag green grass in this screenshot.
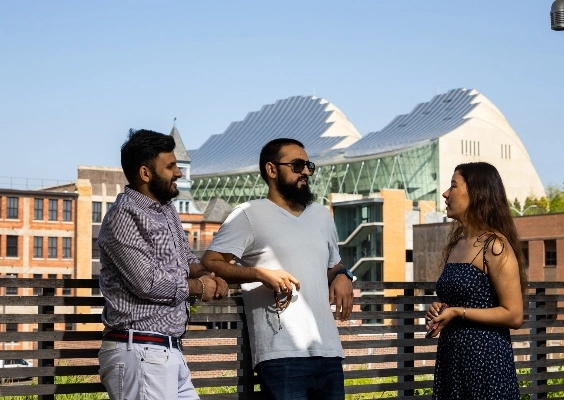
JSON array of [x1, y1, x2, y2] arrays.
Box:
[[344, 369, 433, 399], [0, 374, 109, 399], [518, 366, 564, 400]]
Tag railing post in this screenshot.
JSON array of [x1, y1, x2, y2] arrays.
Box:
[[38, 285, 55, 400], [237, 305, 255, 398], [530, 287, 547, 400], [398, 287, 414, 397]]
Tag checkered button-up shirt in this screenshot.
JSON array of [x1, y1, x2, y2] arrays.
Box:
[[97, 186, 199, 337]]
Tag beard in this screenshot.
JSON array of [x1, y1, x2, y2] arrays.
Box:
[[149, 168, 179, 204], [275, 172, 315, 207]]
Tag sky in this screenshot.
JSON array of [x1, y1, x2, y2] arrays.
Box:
[[0, 1, 562, 189]]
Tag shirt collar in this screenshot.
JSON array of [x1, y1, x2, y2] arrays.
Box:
[[124, 186, 173, 211]]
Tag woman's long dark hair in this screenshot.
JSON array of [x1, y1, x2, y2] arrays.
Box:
[[442, 162, 527, 299]]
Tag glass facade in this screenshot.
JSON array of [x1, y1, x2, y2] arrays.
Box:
[[333, 199, 384, 284], [191, 142, 440, 208]]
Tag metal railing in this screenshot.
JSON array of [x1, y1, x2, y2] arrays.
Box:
[[1, 279, 564, 399], [0, 176, 74, 191]]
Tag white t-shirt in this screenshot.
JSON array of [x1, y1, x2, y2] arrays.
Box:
[[207, 199, 345, 367]]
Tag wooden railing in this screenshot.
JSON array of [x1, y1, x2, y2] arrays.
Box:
[[1, 279, 564, 399]]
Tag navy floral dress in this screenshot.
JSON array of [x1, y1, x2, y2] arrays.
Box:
[[432, 261, 520, 399]]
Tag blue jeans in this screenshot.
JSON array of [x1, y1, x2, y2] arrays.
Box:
[[255, 356, 345, 400]]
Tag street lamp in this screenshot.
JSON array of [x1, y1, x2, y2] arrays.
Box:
[[552, 0, 564, 31], [510, 205, 538, 216]]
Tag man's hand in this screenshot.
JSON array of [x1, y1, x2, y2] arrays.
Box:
[[212, 275, 229, 299], [197, 273, 218, 302], [329, 274, 353, 321], [256, 268, 300, 293]]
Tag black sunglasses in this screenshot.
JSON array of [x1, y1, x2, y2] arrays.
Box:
[[272, 159, 315, 175]]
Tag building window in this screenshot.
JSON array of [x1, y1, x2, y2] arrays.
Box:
[[48, 274, 57, 279], [33, 274, 43, 296], [48, 199, 58, 221], [545, 240, 557, 266], [63, 200, 72, 221], [92, 274, 101, 296], [6, 273, 17, 295], [65, 322, 74, 331], [62, 237, 72, 259], [193, 232, 199, 250], [6, 323, 18, 337], [6, 236, 18, 257], [48, 237, 58, 258], [92, 238, 100, 259], [33, 236, 43, 258], [406, 249, 413, 263], [34, 198, 44, 220], [92, 202, 102, 223], [502, 144, 512, 159], [62, 274, 71, 296], [461, 140, 480, 156], [7, 197, 18, 219]]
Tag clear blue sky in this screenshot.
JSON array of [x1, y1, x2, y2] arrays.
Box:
[[1, 1, 562, 188]]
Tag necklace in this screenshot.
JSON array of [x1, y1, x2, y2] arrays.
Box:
[[273, 290, 293, 330]]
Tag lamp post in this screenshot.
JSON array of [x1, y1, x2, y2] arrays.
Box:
[[510, 204, 538, 216], [552, 0, 564, 31]]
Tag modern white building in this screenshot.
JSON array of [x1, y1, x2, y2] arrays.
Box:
[[189, 88, 545, 209]]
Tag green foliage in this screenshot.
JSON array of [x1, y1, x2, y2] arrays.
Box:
[[344, 372, 433, 398], [519, 184, 564, 215], [517, 366, 564, 399], [196, 385, 238, 394], [0, 375, 109, 399], [546, 184, 564, 213]]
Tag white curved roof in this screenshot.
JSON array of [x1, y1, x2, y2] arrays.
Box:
[[344, 88, 479, 158], [190, 96, 361, 176]]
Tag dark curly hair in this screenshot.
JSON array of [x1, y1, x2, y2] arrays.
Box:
[[120, 129, 176, 184], [259, 138, 305, 182]]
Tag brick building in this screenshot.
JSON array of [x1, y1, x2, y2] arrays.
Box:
[[413, 213, 564, 282], [0, 188, 78, 347]]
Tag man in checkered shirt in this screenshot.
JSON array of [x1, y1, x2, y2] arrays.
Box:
[[97, 129, 228, 400]]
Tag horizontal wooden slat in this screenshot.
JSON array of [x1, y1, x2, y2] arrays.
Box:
[[0, 382, 106, 396], [0, 365, 100, 378], [1, 280, 564, 398], [0, 314, 102, 323], [344, 366, 436, 378], [0, 330, 103, 342]]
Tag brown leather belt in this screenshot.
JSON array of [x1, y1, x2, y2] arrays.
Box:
[[103, 330, 182, 350]]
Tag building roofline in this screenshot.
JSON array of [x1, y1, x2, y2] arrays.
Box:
[[0, 187, 78, 198]]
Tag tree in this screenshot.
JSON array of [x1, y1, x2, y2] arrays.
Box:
[[546, 184, 564, 213]]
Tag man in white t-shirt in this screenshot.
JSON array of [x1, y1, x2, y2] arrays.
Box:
[[202, 138, 354, 400]]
